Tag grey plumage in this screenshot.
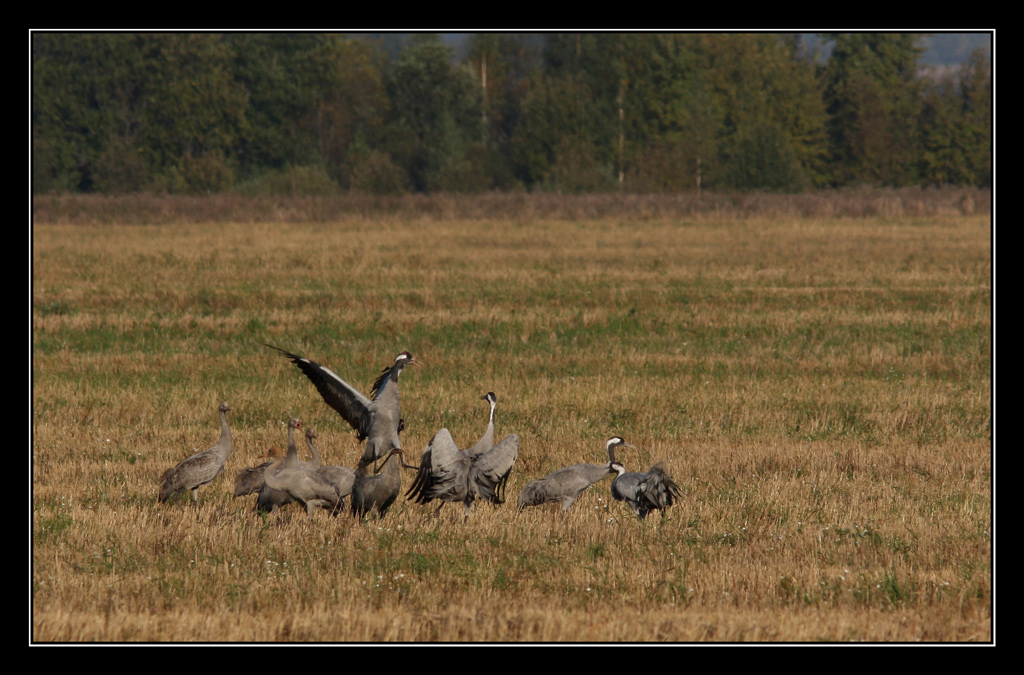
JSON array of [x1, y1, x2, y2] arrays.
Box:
[[406, 428, 519, 517], [305, 426, 356, 508], [516, 436, 629, 512], [253, 428, 318, 514], [463, 392, 497, 457], [265, 344, 417, 472], [234, 446, 282, 497], [610, 461, 682, 520], [263, 418, 343, 516], [159, 401, 232, 505], [351, 448, 416, 520], [255, 465, 295, 513]]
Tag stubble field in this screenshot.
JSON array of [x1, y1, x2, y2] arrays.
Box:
[[31, 193, 992, 643]]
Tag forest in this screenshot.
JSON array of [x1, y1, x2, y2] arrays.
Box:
[[31, 32, 993, 196]]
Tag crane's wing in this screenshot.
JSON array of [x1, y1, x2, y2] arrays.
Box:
[[469, 433, 518, 504], [638, 463, 682, 509], [406, 428, 465, 503], [159, 450, 225, 500], [426, 428, 463, 472], [265, 344, 374, 439], [233, 462, 271, 497]]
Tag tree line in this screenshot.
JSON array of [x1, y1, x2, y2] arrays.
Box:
[[31, 32, 992, 195]]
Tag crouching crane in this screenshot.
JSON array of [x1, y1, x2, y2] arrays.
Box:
[[516, 436, 628, 512], [263, 418, 343, 516], [610, 461, 682, 520]]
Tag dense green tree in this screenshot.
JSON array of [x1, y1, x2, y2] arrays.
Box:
[[32, 33, 248, 193], [464, 34, 541, 188], [512, 34, 641, 191], [918, 47, 991, 187], [822, 33, 925, 186], [228, 34, 384, 186], [227, 33, 326, 176], [703, 33, 827, 190], [957, 48, 992, 186], [918, 72, 968, 186], [139, 34, 249, 192], [625, 36, 718, 192], [33, 33, 153, 192], [380, 35, 484, 192], [31, 32, 990, 195]]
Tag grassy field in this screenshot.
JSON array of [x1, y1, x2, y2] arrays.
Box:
[[31, 193, 992, 643]]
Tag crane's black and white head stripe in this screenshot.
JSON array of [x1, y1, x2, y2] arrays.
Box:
[[610, 461, 627, 475], [605, 436, 630, 463]]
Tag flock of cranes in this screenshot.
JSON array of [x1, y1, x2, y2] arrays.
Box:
[[157, 346, 682, 521]]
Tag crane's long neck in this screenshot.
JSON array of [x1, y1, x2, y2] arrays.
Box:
[[306, 437, 323, 467], [371, 363, 404, 401], [284, 426, 299, 469], [218, 409, 232, 458], [480, 400, 496, 448], [606, 442, 617, 464]]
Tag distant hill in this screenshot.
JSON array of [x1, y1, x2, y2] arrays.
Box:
[[791, 32, 990, 65], [918, 32, 991, 64], [419, 32, 992, 67]]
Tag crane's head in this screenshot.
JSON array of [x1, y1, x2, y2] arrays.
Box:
[[482, 392, 497, 405], [605, 436, 630, 463], [219, 401, 231, 413], [305, 427, 317, 440], [609, 461, 627, 476], [606, 436, 630, 450], [394, 351, 418, 368], [288, 418, 302, 431]]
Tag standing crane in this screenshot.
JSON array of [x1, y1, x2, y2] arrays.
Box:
[[516, 436, 628, 512], [305, 426, 356, 510], [406, 429, 519, 518], [158, 401, 232, 506], [350, 448, 417, 520], [252, 418, 322, 514], [265, 344, 417, 473], [250, 419, 323, 514], [263, 418, 343, 516]]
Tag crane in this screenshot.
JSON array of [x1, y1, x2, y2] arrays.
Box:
[[158, 401, 232, 506], [265, 344, 417, 473], [516, 436, 628, 512]]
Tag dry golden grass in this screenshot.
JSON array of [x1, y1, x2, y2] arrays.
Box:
[[31, 197, 991, 643]]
